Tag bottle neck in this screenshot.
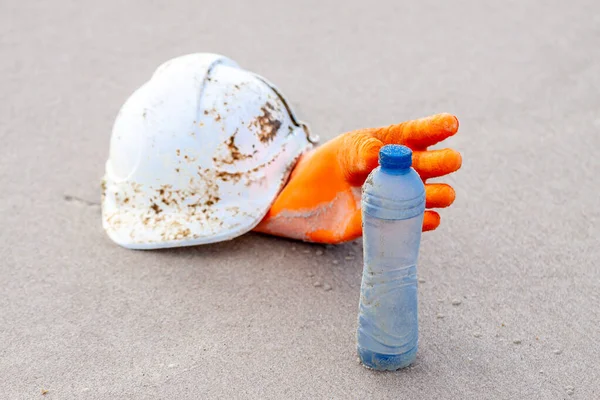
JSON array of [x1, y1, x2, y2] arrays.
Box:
[[380, 166, 411, 175]]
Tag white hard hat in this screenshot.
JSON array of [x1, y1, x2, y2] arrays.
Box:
[[101, 53, 318, 249]]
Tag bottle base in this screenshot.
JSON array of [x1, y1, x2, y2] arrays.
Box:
[[357, 345, 417, 371]]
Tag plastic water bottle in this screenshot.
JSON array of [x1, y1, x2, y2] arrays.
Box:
[[356, 144, 425, 371]]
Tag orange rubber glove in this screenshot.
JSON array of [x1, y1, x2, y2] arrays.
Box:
[[253, 113, 462, 244]]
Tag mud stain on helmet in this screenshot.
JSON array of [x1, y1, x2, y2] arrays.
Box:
[[150, 203, 163, 214], [213, 129, 252, 166], [226, 129, 250, 161], [251, 103, 282, 143]]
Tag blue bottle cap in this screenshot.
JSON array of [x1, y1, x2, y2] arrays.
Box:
[[379, 144, 412, 170]]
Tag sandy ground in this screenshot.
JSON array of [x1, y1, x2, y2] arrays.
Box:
[[1, 0, 599, 398]]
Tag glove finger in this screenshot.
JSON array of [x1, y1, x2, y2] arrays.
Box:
[[371, 113, 459, 149], [423, 210, 441, 231], [412, 148, 462, 180], [339, 133, 384, 186], [425, 183, 456, 208]]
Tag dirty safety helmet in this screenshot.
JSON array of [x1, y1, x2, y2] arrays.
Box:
[[101, 53, 318, 249]]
